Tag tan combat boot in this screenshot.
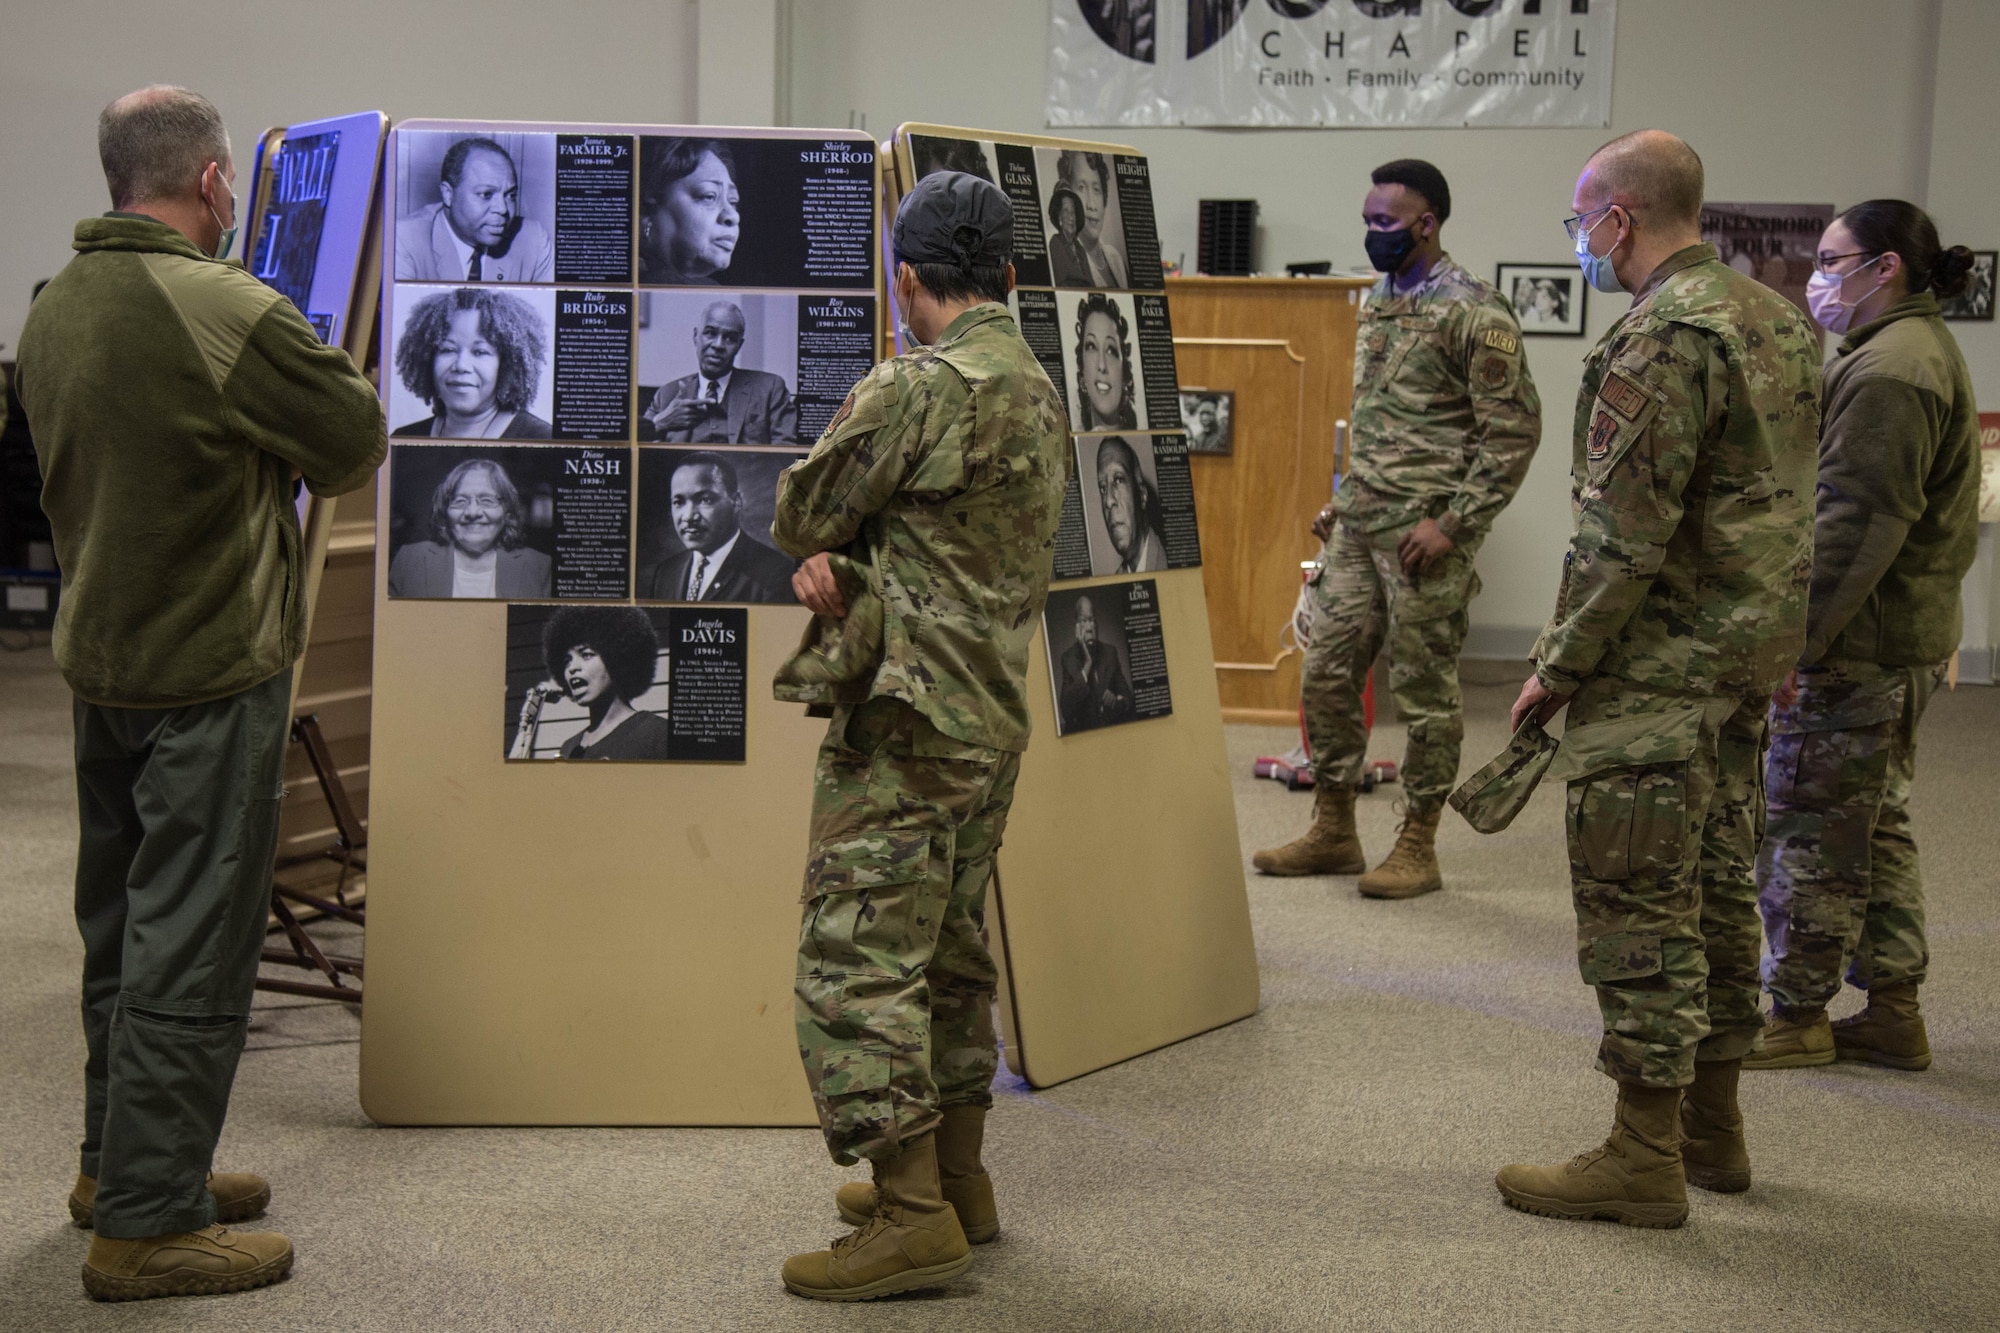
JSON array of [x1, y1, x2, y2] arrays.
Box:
[[82, 1225, 293, 1301], [1679, 1059, 1750, 1193], [1356, 802, 1443, 900], [1251, 782, 1366, 877], [1495, 1082, 1689, 1228], [836, 1103, 998, 1243], [1742, 1006, 1835, 1069], [1833, 982, 1932, 1071], [784, 1134, 971, 1301], [70, 1171, 270, 1229]]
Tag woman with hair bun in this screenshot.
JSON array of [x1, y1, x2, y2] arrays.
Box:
[[1750, 200, 1983, 1076]]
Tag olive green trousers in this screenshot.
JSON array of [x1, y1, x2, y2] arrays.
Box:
[[73, 671, 290, 1238]]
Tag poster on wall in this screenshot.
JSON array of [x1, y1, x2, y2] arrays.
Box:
[[634, 448, 804, 603], [1047, 0, 1617, 129], [385, 444, 632, 601], [1178, 388, 1232, 454], [503, 604, 747, 762], [1044, 579, 1173, 736], [1939, 252, 1996, 321], [1979, 413, 2000, 525], [1699, 203, 1835, 333]]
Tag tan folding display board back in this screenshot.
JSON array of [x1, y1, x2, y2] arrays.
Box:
[[359, 120, 870, 1125], [891, 124, 1259, 1088]]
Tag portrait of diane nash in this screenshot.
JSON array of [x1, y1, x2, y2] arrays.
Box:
[[387, 456, 552, 600]]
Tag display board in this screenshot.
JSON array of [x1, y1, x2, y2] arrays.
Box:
[[891, 125, 1258, 1088], [239, 111, 389, 869], [361, 121, 880, 1125]]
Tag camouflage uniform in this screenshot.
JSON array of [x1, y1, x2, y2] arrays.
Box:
[[1312, 254, 1541, 808], [1755, 290, 1983, 1013], [1758, 660, 1941, 1009], [1532, 243, 1821, 1087], [774, 303, 1071, 1165]]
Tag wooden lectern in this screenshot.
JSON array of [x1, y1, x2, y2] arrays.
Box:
[[1166, 276, 1371, 724]]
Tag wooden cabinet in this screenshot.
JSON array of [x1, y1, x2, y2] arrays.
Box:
[[1166, 276, 1370, 723]]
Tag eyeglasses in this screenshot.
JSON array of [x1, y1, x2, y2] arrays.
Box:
[[1562, 204, 1619, 241], [1813, 250, 1879, 275], [447, 497, 505, 515]]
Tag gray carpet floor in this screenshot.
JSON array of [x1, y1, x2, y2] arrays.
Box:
[[2, 644, 1996, 1331]]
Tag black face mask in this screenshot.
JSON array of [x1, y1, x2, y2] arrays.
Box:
[[1364, 226, 1418, 273]]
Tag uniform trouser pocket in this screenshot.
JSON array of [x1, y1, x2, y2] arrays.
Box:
[[1567, 761, 1691, 882]]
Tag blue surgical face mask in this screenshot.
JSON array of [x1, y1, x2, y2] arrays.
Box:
[[205, 177, 238, 261], [1574, 207, 1624, 294]]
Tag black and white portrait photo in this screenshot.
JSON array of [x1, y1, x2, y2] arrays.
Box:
[[1043, 579, 1173, 737], [639, 134, 876, 291], [1036, 147, 1128, 289], [1498, 263, 1588, 336], [386, 448, 551, 599], [395, 131, 556, 284], [387, 284, 556, 440], [1048, 588, 1135, 736], [636, 292, 798, 444], [1061, 290, 1146, 432], [1939, 250, 1997, 321], [909, 134, 996, 185], [635, 448, 801, 604], [386, 443, 632, 601], [1179, 389, 1233, 455], [1079, 436, 1169, 575], [505, 605, 674, 761]]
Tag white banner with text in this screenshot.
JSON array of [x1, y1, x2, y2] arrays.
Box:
[[1047, 0, 1616, 129]]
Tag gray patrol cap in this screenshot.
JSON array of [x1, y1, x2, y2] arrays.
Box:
[[892, 170, 1013, 272]]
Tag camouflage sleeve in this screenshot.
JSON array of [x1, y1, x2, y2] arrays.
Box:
[[1532, 329, 1710, 693], [770, 359, 930, 558], [1438, 298, 1542, 543]]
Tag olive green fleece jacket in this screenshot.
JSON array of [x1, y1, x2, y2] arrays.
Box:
[[17, 215, 385, 707], [1804, 290, 1981, 668]]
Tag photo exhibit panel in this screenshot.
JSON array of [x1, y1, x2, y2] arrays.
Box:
[[638, 134, 876, 290], [1178, 389, 1234, 455], [503, 604, 745, 762], [245, 111, 384, 348], [1043, 579, 1173, 737], [908, 134, 1053, 291], [386, 283, 560, 441], [1073, 434, 1202, 577], [386, 443, 631, 601], [394, 130, 558, 284], [634, 447, 804, 604], [553, 133, 636, 284], [1034, 146, 1127, 290], [1010, 289, 1072, 419], [1058, 290, 1148, 433]]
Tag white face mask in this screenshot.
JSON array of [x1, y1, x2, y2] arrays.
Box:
[[1805, 255, 1885, 333], [203, 170, 237, 261]]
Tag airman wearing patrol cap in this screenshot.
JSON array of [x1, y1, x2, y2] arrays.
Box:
[[773, 168, 1072, 1301]]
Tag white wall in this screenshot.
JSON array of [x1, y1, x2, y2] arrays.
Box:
[[5, 0, 1987, 662], [787, 0, 1961, 656]]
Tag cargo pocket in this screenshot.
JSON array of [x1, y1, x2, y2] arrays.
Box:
[[1552, 706, 1704, 882], [1767, 674, 1903, 808], [801, 831, 934, 964], [1580, 931, 1665, 985]]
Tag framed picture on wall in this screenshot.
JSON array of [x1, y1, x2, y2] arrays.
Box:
[[1496, 263, 1587, 337], [1939, 251, 1996, 321]]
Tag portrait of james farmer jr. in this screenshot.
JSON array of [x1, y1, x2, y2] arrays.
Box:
[[396, 136, 553, 283], [639, 299, 798, 444], [644, 451, 797, 604]]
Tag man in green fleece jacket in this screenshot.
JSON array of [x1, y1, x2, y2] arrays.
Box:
[[1749, 201, 1983, 1075], [15, 85, 384, 1302]]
